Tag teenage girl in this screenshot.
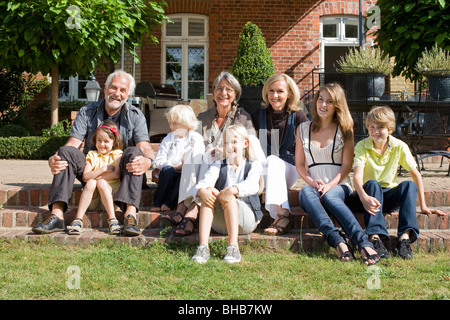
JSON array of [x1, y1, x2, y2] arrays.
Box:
[[296, 83, 380, 265]]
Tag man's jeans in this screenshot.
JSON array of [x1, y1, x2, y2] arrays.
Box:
[[347, 180, 420, 243], [299, 184, 373, 250]]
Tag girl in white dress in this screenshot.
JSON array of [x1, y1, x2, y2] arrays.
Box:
[[295, 83, 379, 265]]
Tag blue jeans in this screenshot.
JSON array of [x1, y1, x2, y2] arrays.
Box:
[[153, 166, 181, 209], [299, 184, 373, 250], [347, 180, 420, 243]]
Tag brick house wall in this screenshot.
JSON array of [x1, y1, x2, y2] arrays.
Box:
[[137, 0, 379, 96], [29, 0, 414, 131]]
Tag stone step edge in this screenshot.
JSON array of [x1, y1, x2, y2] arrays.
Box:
[[1, 185, 450, 208], [0, 228, 448, 253], [1, 206, 449, 231]]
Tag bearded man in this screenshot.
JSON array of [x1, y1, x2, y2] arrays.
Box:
[[32, 70, 154, 236]]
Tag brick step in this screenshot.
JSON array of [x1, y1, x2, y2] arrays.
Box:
[[1, 206, 449, 232], [1, 227, 448, 254], [2, 184, 450, 209]]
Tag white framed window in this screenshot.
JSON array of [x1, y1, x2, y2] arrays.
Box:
[[58, 75, 89, 101], [162, 14, 209, 100], [320, 16, 360, 70]]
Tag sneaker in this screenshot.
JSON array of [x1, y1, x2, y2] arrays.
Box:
[[122, 214, 140, 236], [31, 214, 65, 234], [371, 238, 391, 259], [396, 239, 413, 260], [191, 245, 210, 264], [223, 245, 241, 263]]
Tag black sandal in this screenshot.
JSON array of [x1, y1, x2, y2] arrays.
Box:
[[336, 243, 354, 262], [160, 211, 184, 227], [264, 214, 293, 236], [361, 247, 381, 266], [173, 217, 196, 236]]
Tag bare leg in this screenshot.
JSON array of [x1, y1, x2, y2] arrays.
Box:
[[223, 197, 239, 246], [96, 179, 116, 220], [198, 205, 214, 246], [75, 179, 97, 220]]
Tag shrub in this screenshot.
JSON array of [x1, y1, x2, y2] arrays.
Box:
[[337, 47, 393, 75], [0, 124, 30, 137], [41, 119, 72, 137], [0, 136, 68, 159], [231, 22, 275, 86], [415, 44, 450, 76]]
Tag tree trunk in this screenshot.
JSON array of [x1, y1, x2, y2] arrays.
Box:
[[50, 64, 59, 125]]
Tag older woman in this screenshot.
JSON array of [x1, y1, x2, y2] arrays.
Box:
[[164, 71, 257, 236], [251, 73, 308, 235]]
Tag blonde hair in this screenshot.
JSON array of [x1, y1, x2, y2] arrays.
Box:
[[261, 73, 301, 113], [365, 106, 396, 132], [311, 82, 354, 140], [224, 124, 264, 194], [165, 104, 199, 131]]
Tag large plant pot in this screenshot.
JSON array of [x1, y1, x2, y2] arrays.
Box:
[[239, 85, 263, 115], [427, 75, 450, 102], [353, 74, 385, 100]]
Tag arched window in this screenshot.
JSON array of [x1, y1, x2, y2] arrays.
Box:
[[162, 14, 209, 100]]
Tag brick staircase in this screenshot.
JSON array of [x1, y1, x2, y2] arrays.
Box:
[[1, 181, 449, 254]]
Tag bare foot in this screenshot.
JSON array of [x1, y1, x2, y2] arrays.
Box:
[[264, 208, 291, 235], [161, 204, 171, 211], [184, 202, 199, 219], [361, 246, 380, 265], [150, 206, 161, 212]]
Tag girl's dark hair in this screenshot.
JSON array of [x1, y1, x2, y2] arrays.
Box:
[[91, 120, 123, 150]]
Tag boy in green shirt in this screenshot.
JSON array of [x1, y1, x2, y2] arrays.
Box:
[[349, 106, 445, 259]]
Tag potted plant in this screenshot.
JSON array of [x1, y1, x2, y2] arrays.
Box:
[[231, 22, 275, 114], [415, 44, 450, 101], [336, 47, 393, 100]]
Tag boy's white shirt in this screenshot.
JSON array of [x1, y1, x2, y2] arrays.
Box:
[[195, 158, 263, 203], [154, 131, 204, 170]]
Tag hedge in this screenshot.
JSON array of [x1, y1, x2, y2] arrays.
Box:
[[0, 136, 68, 159]]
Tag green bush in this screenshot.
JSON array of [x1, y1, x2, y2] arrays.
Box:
[[0, 136, 68, 159], [231, 22, 275, 86], [0, 124, 30, 137], [41, 119, 72, 137]]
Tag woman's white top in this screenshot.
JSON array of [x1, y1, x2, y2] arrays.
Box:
[[298, 121, 351, 188], [154, 131, 204, 170]]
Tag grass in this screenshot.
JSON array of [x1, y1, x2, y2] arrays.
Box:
[[0, 238, 448, 300]]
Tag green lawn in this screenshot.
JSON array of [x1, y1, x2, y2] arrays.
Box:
[[0, 238, 448, 301]]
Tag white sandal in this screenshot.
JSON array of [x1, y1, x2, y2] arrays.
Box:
[[67, 218, 83, 235], [108, 218, 122, 235]]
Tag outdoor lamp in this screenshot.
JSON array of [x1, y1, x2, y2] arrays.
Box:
[[84, 75, 101, 102]]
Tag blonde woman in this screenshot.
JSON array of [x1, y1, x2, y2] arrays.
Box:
[[251, 73, 308, 235]]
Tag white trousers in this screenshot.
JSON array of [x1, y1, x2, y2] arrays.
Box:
[[263, 155, 299, 219]]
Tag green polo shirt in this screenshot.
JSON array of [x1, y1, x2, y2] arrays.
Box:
[[353, 135, 417, 188]]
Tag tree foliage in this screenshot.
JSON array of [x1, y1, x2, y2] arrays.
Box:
[[0, 69, 50, 127], [0, 0, 169, 77], [370, 0, 450, 81], [0, 0, 169, 124], [231, 22, 275, 86]]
